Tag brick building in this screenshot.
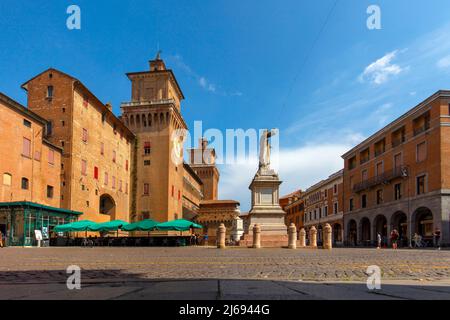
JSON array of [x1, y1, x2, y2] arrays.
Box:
[[0, 93, 81, 246], [342, 91, 450, 247], [0, 93, 62, 207], [22, 69, 134, 224], [303, 170, 344, 245], [121, 55, 188, 223], [280, 190, 304, 232]]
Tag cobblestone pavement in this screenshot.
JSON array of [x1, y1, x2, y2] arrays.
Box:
[[0, 247, 449, 299]]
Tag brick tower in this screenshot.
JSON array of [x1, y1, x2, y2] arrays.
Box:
[[121, 53, 187, 223], [188, 138, 220, 200]]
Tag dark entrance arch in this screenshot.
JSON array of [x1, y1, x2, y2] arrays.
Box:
[[100, 194, 116, 217], [360, 217, 371, 246], [374, 215, 388, 247], [413, 207, 433, 245], [317, 225, 323, 246], [347, 220, 357, 246], [333, 223, 342, 244], [391, 211, 408, 247]]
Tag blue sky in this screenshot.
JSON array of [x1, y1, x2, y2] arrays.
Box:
[[2, 0, 450, 211]]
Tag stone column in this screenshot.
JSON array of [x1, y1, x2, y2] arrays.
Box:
[[323, 223, 332, 250], [288, 223, 297, 249], [217, 223, 226, 249], [252, 224, 261, 249], [299, 228, 306, 247], [309, 226, 317, 248]]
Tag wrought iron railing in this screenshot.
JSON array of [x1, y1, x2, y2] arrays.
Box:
[[353, 166, 408, 193]]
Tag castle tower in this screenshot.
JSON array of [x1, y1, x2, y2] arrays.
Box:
[[121, 53, 186, 223], [188, 138, 220, 200]]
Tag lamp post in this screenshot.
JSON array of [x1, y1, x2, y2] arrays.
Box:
[[402, 165, 412, 248]]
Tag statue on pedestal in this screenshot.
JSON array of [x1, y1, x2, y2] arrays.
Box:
[[258, 129, 277, 175]]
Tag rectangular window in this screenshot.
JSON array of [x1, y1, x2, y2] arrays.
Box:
[[48, 149, 55, 165], [34, 151, 41, 161], [349, 199, 354, 211], [104, 172, 108, 185], [376, 189, 383, 205], [100, 142, 104, 155], [47, 185, 54, 198], [112, 176, 116, 189], [125, 182, 128, 194], [178, 190, 181, 200], [362, 169, 368, 181], [324, 206, 328, 216], [416, 142, 427, 163], [81, 160, 87, 176], [23, 119, 31, 128], [348, 156, 357, 170], [94, 166, 99, 180], [376, 162, 383, 176], [113, 150, 116, 163], [21, 178, 29, 190], [47, 86, 54, 98], [125, 160, 129, 171], [361, 194, 367, 208], [144, 160, 151, 166], [394, 183, 402, 200], [417, 175, 426, 195], [22, 138, 31, 157], [46, 122, 53, 136], [171, 185, 174, 197], [144, 183, 149, 195], [144, 142, 151, 155], [394, 153, 402, 169], [334, 184, 337, 194], [119, 180, 123, 192], [82, 128, 88, 143]]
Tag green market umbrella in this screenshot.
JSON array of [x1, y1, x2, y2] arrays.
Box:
[[122, 219, 159, 232], [54, 220, 96, 232], [88, 220, 129, 232], [155, 219, 203, 232]]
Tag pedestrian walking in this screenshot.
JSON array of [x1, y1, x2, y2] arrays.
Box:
[[434, 229, 441, 250], [390, 229, 399, 249], [203, 233, 209, 246], [376, 232, 381, 249], [413, 233, 422, 248], [0, 230, 4, 248]]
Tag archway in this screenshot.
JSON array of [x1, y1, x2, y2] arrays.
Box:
[[374, 215, 388, 245], [347, 220, 357, 246], [413, 207, 433, 245], [391, 211, 408, 247], [333, 223, 342, 244], [317, 225, 323, 246], [360, 217, 371, 246], [100, 194, 116, 217]]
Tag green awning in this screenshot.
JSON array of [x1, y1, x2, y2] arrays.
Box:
[[54, 220, 96, 232], [122, 219, 160, 232], [155, 219, 203, 231], [87, 220, 129, 232]]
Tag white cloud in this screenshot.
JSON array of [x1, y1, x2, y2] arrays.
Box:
[[360, 50, 405, 85], [169, 54, 239, 96], [437, 55, 450, 69], [218, 142, 350, 212]]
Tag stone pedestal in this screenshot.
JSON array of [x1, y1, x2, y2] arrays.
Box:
[[217, 223, 226, 249], [323, 223, 332, 250], [288, 223, 297, 249], [299, 228, 306, 247], [239, 168, 288, 247]]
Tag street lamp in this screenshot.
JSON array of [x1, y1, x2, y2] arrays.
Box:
[[401, 165, 412, 248]]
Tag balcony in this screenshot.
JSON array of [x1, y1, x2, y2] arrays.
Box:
[[413, 123, 430, 136], [121, 99, 176, 108], [392, 137, 405, 148], [352, 166, 408, 193]]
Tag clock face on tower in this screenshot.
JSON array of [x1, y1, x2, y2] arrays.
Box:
[[172, 137, 183, 165]]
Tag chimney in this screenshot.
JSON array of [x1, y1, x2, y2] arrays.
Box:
[[105, 102, 113, 112]]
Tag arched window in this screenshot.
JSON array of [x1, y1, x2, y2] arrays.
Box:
[[21, 177, 29, 190], [3, 173, 12, 186]]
